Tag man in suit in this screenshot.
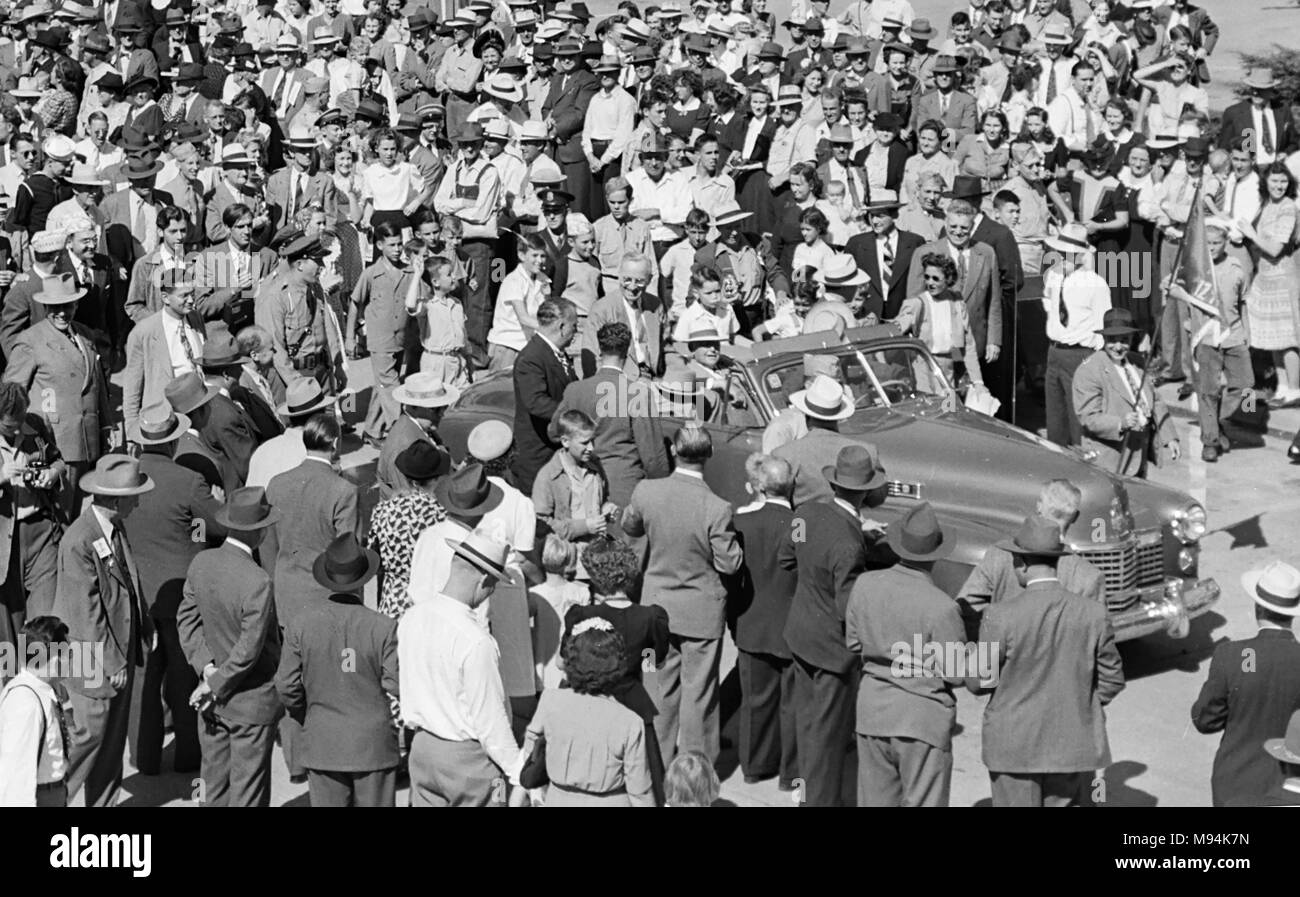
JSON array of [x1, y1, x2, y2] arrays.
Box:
[[541, 40, 599, 219], [1192, 561, 1300, 807], [772, 374, 864, 508], [0, 229, 76, 358], [123, 402, 225, 776], [970, 514, 1124, 807], [1216, 68, 1298, 169], [58, 215, 113, 343], [905, 204, 1003, 371], [55, 454, 154, 807], [846, 191, 925, 321], [778, 444, 883, 807], [511, 298, 579, 495], [195, 332, 263, 485], [123, 268, 206, 438], [847, 502, 969, 806], [580, 254, 665, 379], [375, 372, 455, 500], [551, 321, 670, 508], [733, 453, 799, 789], [265, 128, 339, 233], [909, 56, 978, 144], [261, 35, 311, 130], [276, 533, 401, 807], [622, 425, 742, 765], [3, 273, 110, 518], [192, 203, 279, 332], [178, 486, 284, 807], [101, 154, 174, 349], [1073, 307, 1180, 478], [264, 412, 359, 779], [164, 371, 249, 496]]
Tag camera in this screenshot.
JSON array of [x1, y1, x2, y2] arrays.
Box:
[[20, 463, 47, 488]]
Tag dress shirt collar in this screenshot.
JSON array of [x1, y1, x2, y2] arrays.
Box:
[[91, 504, 116, 544], [226, 537, 253, 556], [832, 497, 861, 520], [537, 331, 565, 360], [763, 497, 792, 509], [675, 468, 705, 481], [305, 455, 333, 467]]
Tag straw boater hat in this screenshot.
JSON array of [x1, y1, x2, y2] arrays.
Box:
[[996, 514, 1069, 557], [80, 455, 155, 497], [313, 533, 381, 592], [823, 443, 887, 491], [277, 377, 336, 418], [1264, 710, 1300, 766], [447, 527, 512, 581], [436, 463, 504, 519], [129, 401, 190, 447], [12, 77, 42, 99], [822, 253, 869, 289], [887, 501, 954, 562], [1044, 222, 1096, 255], [686, 324, 722, 346], [481, 72, 525, 103], [790, 374, 855, 421], [1041, 23, 1072, 45], [393, 372, 461, 408], [215, 486, 279, 531], [467, 420, 513, 463], [311, 25, 338, 45], [1241, 561, 1300, 617], [592, 54, 623, 74], [713, 202, 752, 228], [862, 188, 904, 213], [285, 123, 317, 152], [32, 272, 86, 305]]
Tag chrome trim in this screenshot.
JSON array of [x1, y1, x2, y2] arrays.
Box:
[[1110, 579, 1220, 642]]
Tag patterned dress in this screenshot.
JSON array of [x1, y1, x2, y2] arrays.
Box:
[[366, 489, 446, 620], [1245, 198, 1300, 351]]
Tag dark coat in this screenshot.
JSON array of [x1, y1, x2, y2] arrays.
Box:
[[1216, 101, 1299, 158], [375, 413, 435, 501], [541, 70, 599, 165], [977, 580, 1124, 773], [778, 498, 867, 675], [971, 213, 1024, 336], [732, 499, 798, 659], [177, 542, 283, 727], [276, 593, 400, 772], [1191, 628, 1300, 807], [511, 334, 576, 495], [200, 391, 258, 491], [849, 141, 910, 194], [121, 450, 225, 621], [844, 227, 926, 320]]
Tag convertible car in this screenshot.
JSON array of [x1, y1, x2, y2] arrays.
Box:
[[439, 326, 1220, 642]]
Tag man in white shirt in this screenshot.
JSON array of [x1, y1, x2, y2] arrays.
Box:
[[768, 87, 817, 193], [1041, 223, 1109, 448], [1221, 141, 1261, 278], [123, 269, 206, 435], [399, 526, 520, 807], [1047, 60, 1100, 156], [626, 133, 694, 256]]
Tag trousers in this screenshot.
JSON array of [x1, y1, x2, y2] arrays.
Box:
[[650, 633, 722, 765], [307, 767, 398, 807], [791, 655, 857, 807], [1157, 238, 1192, 381], [408, 731, 505, 807], [1045, 343, 1091, 446], [137, 617, 200, 775], [737, 649, 798, 787], [989, 770, 1094, 807], [66, 665, 135, 807], [198, 715, 277, 807], [363, 349, 404, 440], [461, 239, 496, 367], [1194, 342, 1252, 446], [857, 734, 953, 807]]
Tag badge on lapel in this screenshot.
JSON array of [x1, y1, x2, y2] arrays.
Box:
[[93, 538, 114, 565]]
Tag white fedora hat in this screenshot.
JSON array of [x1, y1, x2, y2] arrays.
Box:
[[1242, 561, 1300, 616], [1044, 222, 1096, 255], [790, 374, 855, 421]]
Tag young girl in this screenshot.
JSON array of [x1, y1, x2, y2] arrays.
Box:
[[486, 231, 551, 370], [892, 252, 985, 389], [754, 270, 819, 340], [792, 206, 835, 282]]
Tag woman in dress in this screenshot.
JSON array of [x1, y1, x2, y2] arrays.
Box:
[[328, 145, 366, 224], [722, 83, 778, 236], [34, 59, 81, 137], [1019, 105, 1069, 181], [892, 252, 986, 390], [359, 127, 423, 243], [1051, 142, 1130, 254], [1117, 142, 1161, 331], [1099, 99, 1141, 176], [770, 161, 823, 281], [955, 109, 1011, 196], [564, 538, 669, 804], [797, 67, 827, 130], [1241, 163, 1300, 406], [516, 619, 655, 807], [666, 70, 709, 144]]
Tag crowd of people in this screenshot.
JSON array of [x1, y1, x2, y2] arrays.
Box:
[[0, 0, 1297, 809]]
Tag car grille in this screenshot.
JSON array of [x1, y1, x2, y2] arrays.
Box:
[[1075, 529, 1165, 610]]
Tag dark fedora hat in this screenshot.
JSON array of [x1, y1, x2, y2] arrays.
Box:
[[1095, 307, 1141, 338], [164, 371, 217, 415], [932, 54, 961, 75], [996, 514, 1068, 558], [198, 330, 251, 368], [822, 443, 887, 492], [215, 486, 279, 531], [435, 463, 503, 519], [943, 174, 987, 200], [312, 533, 381, 592], [396, 440, 451, 481], [886, 502, 953, 562]]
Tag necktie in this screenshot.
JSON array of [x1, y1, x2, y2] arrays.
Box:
[[1046, 62, 1058, 105], [272, 72, 287, 113], [179, 323, 197, 368], [133, 198, 153, 253], [1058, 278, 1070, 327], [1123, 363, 1148, 416], [1262, 112, 1275, 156], [1230, 178, 1239, 215], [1084, 102, 1095, 145], [289, 172, 301, 220], [846, 165, 861, 207], [956, 249, 968, 293], [881, 236, 893, 294], [940, 93, 948, 116]]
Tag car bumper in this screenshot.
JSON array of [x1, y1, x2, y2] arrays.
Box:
[[1111, 578, 1221, 642]]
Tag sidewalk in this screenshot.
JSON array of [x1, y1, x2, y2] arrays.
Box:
[[1156, 382, 1300, 443]]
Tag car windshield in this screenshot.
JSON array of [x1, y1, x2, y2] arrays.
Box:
[[761, 343, 953, 413]]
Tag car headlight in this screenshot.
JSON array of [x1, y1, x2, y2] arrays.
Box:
[[1178, 547, 1196, 573], [1171, 503, 1207, 544]]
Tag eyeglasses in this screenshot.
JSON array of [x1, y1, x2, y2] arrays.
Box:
[[17, 150, 36, 157]]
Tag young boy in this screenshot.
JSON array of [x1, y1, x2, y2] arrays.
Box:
[[660, 207, 712, 325], [674, 266, 745, 347], [990, 189, 1020, 229], [532, 410, 618, 548], [0, 617, 71, 807], [486, 231, 551, 371], [1166, 220, 1249, 463], [407, 248, 471, 388], [551, 213, 601, 364]]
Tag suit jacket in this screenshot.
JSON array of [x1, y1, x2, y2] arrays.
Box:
[[845, 228, 925, 320], [122, 450, 225, 620], [55, 506, 152, 699], [849, 141, 910, 195], [122, 309, 207, 435], [978, 580, 1124, 772], [0, 414, 62, 596], [581, 292, 666, 380], [511, 334, 576, 495], [905, 239, 1002, 355], [124, 246, 197, 323], [1072, 349, 1177, 477], [375, 413, 435, 500], [177, 542, 284, 726], [191, 243, 279, 326], [541, 70, 600, 165], [958, 545, 1104, 615], [264, 166, 340, 233], [622, 470, 742, 640], [732, 500, 798, 658], [1216, 100, 1299, 158], [275, 593, 400, 772], [265, 458, 360, 626], [100, 187, 175, 282], [972, 214, 1023, 338], [260, 66, 310, 126], [772, 427, 864, 509], [160, 173, 208, 249], [3, 319, 110, 464], [63, 250, 112, 337], [1193, 629, 1300, 807], [202, 391, 258, 491], [174, 429, 226, 493], [549, 367, 671, 508], [909, 89, 978, 144], [230, 381, 284, 444], [778, 498, 867, 675], [0, 264, 73, 358]]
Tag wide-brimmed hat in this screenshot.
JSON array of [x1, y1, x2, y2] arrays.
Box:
[[683, 33, 711, 54], [11, 77, 42, 99], [447, 527, 511, 581], [1264, 710, 1300, 765], [313, 533, 381, 592], [775, 84, 803, 107], [17, 0, 53, 23], [1145, 133, 1183, 151], [310, 25, 339, 45], [908, 18, 936, 40], [713, 202, 752, 228], [790, 374, 855, 422], [592, 54, 623, 74], [1241, 561, 1300, 617], [1243, 68, 1278, 92], [1045, 222, 1096, 255], [932, 55, 960, 75], [284, 123, 317, 151], [685, 325, 722, 346], [943, 174, 987, 200], [828, 123, 854, 145], [82, 32, 112, 55], [123, 72, 160, 96], [481, 72, 525, 103], [30, 230, 65, 254], [198, 330, 251, 368], [1042, 23, 1072, 45], [220, 144, 253, 168], [121, 156, 164, 180], [887, 501, 953, 562], [1094, 307, 1140, 339], [128, 401, 190, 446], [396, 440, 451, 481], [80, 454, 155, 497], [822, 254, 869, 288], [436, 463, 504, 519], [823, 443, 887, 491], [394, 372, 461, 408], [467, 420, 513, 462], [863, 188, 904, 213], [32, 272, 86, 305], [164, 371, 217, 415], [1183, 136, 1211, 159], [277, 377, 336, 418], [215, 486, 279, 531], [996, 514, 1068, 557], [354, 97, 387, 124], [32, 28, 62, 50], [519, 120, 550, 143]]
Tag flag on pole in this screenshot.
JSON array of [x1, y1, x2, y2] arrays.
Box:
[[1172, 179, 1224, 358]]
